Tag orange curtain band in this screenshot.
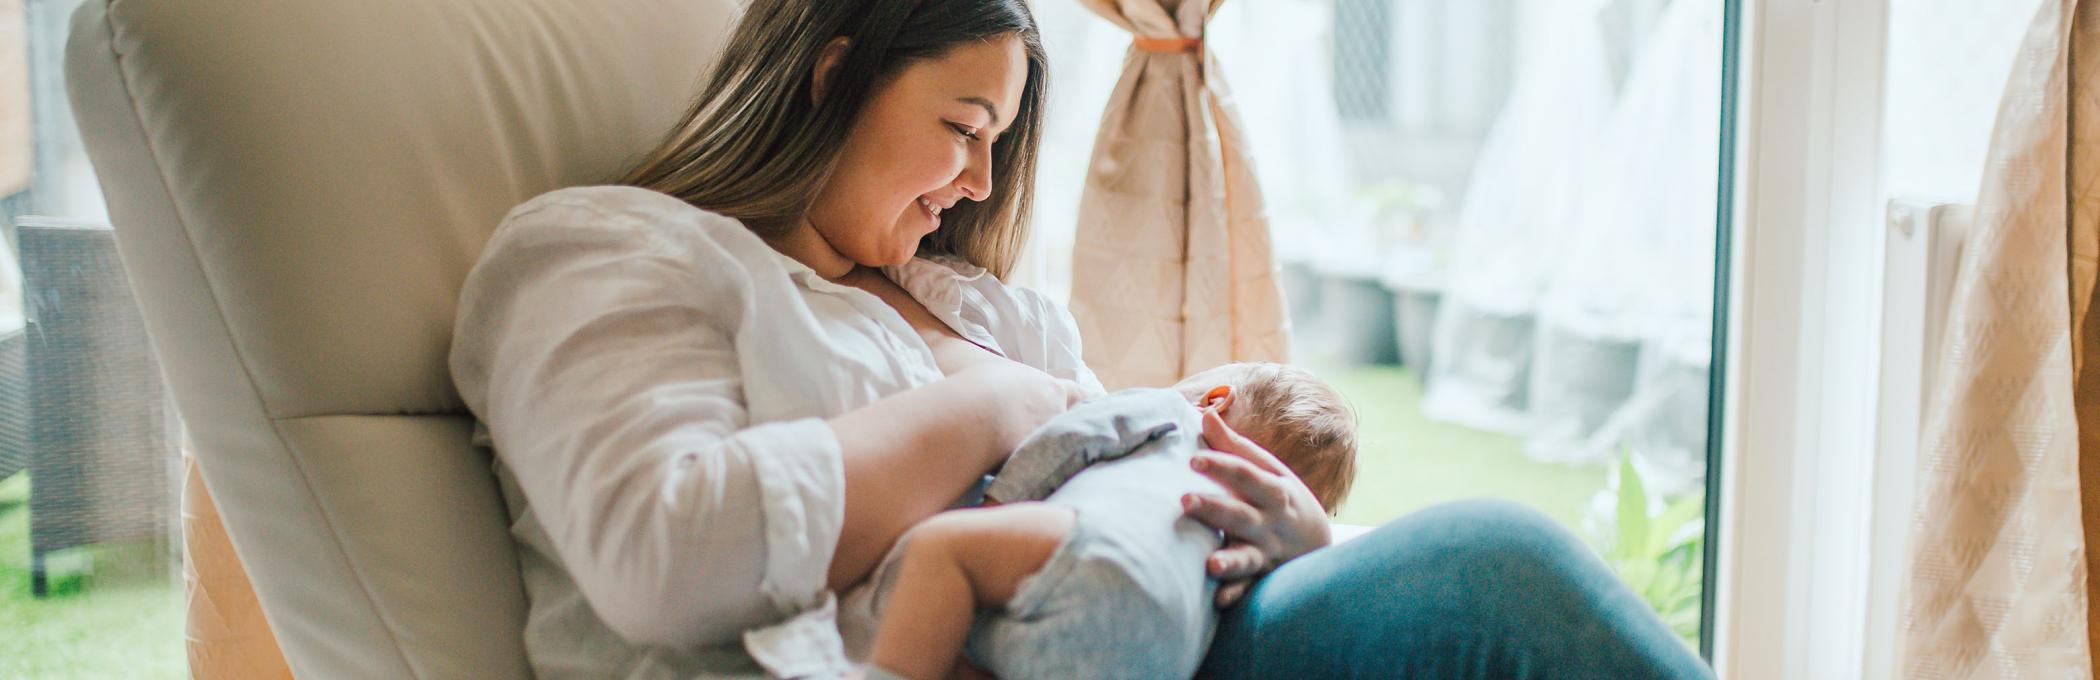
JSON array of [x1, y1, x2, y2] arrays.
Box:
[[1133, 36, 1203, 54]]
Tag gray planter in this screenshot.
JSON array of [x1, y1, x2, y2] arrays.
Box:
[[1423, 302, 1536, 432], [1523, 321, 1641, 463], [1320, 274, 1399, 365], [1390, 285, 1441, 374]]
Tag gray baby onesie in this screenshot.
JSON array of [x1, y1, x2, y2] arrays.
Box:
[[870, 388, 1227, 680]]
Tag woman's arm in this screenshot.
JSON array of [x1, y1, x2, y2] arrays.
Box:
[[825, 360, 1084, 590], [453, 203, 848, 647]]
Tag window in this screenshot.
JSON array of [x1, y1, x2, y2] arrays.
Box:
[[1, 0, 181, 677], [1028, 0, 1729, 652]]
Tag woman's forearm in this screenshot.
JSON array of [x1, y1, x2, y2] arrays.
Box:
[[825, 371, 1009, 591]]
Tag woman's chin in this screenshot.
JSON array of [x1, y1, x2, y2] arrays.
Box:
[[850, 245, 916, 268]]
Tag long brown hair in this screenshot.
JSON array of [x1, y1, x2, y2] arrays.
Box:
[[619, 0, 1049, 278]]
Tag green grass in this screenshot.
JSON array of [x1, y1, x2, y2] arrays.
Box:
[[0, 364, 1614, 677], [0, 473, 186, 679], [1311, 363, 1611, 531], [1314, 363, 1705, 650]]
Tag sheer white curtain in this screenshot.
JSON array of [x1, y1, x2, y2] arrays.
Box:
[[1420, 0, 1615, 433], [1526, 0, 1721, 492]]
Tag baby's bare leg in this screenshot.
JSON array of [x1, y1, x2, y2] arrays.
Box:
[[870, 503, 1075, 680]]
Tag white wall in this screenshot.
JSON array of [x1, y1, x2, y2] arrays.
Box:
[[1881, 0, 2047, 203]]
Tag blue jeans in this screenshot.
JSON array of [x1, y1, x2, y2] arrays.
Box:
[[1197, 499, 1716, 679]]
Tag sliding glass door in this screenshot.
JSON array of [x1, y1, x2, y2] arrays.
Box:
[[1031, 0, 1739, 656]]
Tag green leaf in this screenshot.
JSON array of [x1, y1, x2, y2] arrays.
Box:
[[1647, 557, 1682, 601], [1614, 450, 1649, 562], [1650, 494, 1706, 557], [1617, 559, 1657, 594]]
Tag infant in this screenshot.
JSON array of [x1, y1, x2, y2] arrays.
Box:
[[861, 362, 1359, 680]]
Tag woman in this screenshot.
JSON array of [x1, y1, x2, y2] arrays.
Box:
[[449, 0, 1714, 678]]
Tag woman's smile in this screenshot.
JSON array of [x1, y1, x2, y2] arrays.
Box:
[[914, 195, 944, 230]]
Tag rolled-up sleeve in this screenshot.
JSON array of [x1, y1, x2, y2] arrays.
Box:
[[449, 197, 844, 649]]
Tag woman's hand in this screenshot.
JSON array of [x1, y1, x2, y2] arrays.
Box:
[[1181, 407, 1333, 608]]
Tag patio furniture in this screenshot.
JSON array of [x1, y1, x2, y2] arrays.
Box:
[[18, 218, 179, 596], [0, 325, 26, 481]]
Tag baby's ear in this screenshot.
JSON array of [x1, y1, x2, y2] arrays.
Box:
[[1201, 385, 1234, 413]]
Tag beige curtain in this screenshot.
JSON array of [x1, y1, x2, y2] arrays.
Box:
[[1, 0, 28, 196], [2079, 0, 2100, 668], [1904, 0, 2094, 676], [183, 454, 294, 680], [1066, 0, 1290, 390]]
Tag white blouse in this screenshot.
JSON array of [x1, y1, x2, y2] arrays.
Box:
[[449, 186, 1104, 679]]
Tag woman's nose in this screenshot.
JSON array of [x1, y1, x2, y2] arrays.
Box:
[[957, 143, 993, 202]]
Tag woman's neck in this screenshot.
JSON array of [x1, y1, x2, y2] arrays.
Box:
[[764, 219, 858, 281]]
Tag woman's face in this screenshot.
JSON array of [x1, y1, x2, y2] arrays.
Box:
[[805, 35, 1029, 268]]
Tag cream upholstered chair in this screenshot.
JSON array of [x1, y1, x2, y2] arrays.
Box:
[[64, 0, 739, 676]]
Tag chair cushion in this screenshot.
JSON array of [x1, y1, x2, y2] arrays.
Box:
[[64, 0, 738, 676]]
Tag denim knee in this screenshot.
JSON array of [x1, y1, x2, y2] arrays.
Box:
[[1357, 498, 1607, 625], [1201, 498, 1712, 680], [1402, 498, 1598, 576]]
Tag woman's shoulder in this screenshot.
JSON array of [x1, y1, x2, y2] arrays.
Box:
[[491, 186, 776, 264], [501, 186, 739, 238]]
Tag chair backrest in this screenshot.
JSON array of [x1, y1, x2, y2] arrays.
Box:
[[64, 1, 738, 676]]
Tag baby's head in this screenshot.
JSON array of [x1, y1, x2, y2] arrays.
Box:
[[1172, 362, 1359, 515]]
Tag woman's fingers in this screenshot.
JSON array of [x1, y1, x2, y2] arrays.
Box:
[[1182, 492, 1264, 541], [1208, 543, 1266, 608], [1199, 408, 1288, 475], [1206, 543, 1268, 580], [1214, 578, 1254, 609], [1191, 451, 1289, 510]]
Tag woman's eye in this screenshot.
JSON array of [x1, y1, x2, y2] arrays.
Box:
[[948, 123, 981, 142]]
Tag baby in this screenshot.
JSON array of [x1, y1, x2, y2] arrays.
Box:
[[860, 362, 1359, 680]]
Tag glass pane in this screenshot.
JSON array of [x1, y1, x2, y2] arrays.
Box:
[[1033, 0, 1728, 651], [1, 0, 183, 676]]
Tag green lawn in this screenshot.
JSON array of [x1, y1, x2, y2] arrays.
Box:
[[0, 364, 1617, 677], [1316, 363, 1612, 531], [0, 474, 186, 679]]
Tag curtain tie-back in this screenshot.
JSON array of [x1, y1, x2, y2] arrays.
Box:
[[1132, 36, 1202, 54]]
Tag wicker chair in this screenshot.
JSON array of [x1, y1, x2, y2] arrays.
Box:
[[0, 326, 25, 481], [17, 218, 179, 595]]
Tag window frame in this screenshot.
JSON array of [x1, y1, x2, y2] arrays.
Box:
[[1712, 0, 1892, 677]]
